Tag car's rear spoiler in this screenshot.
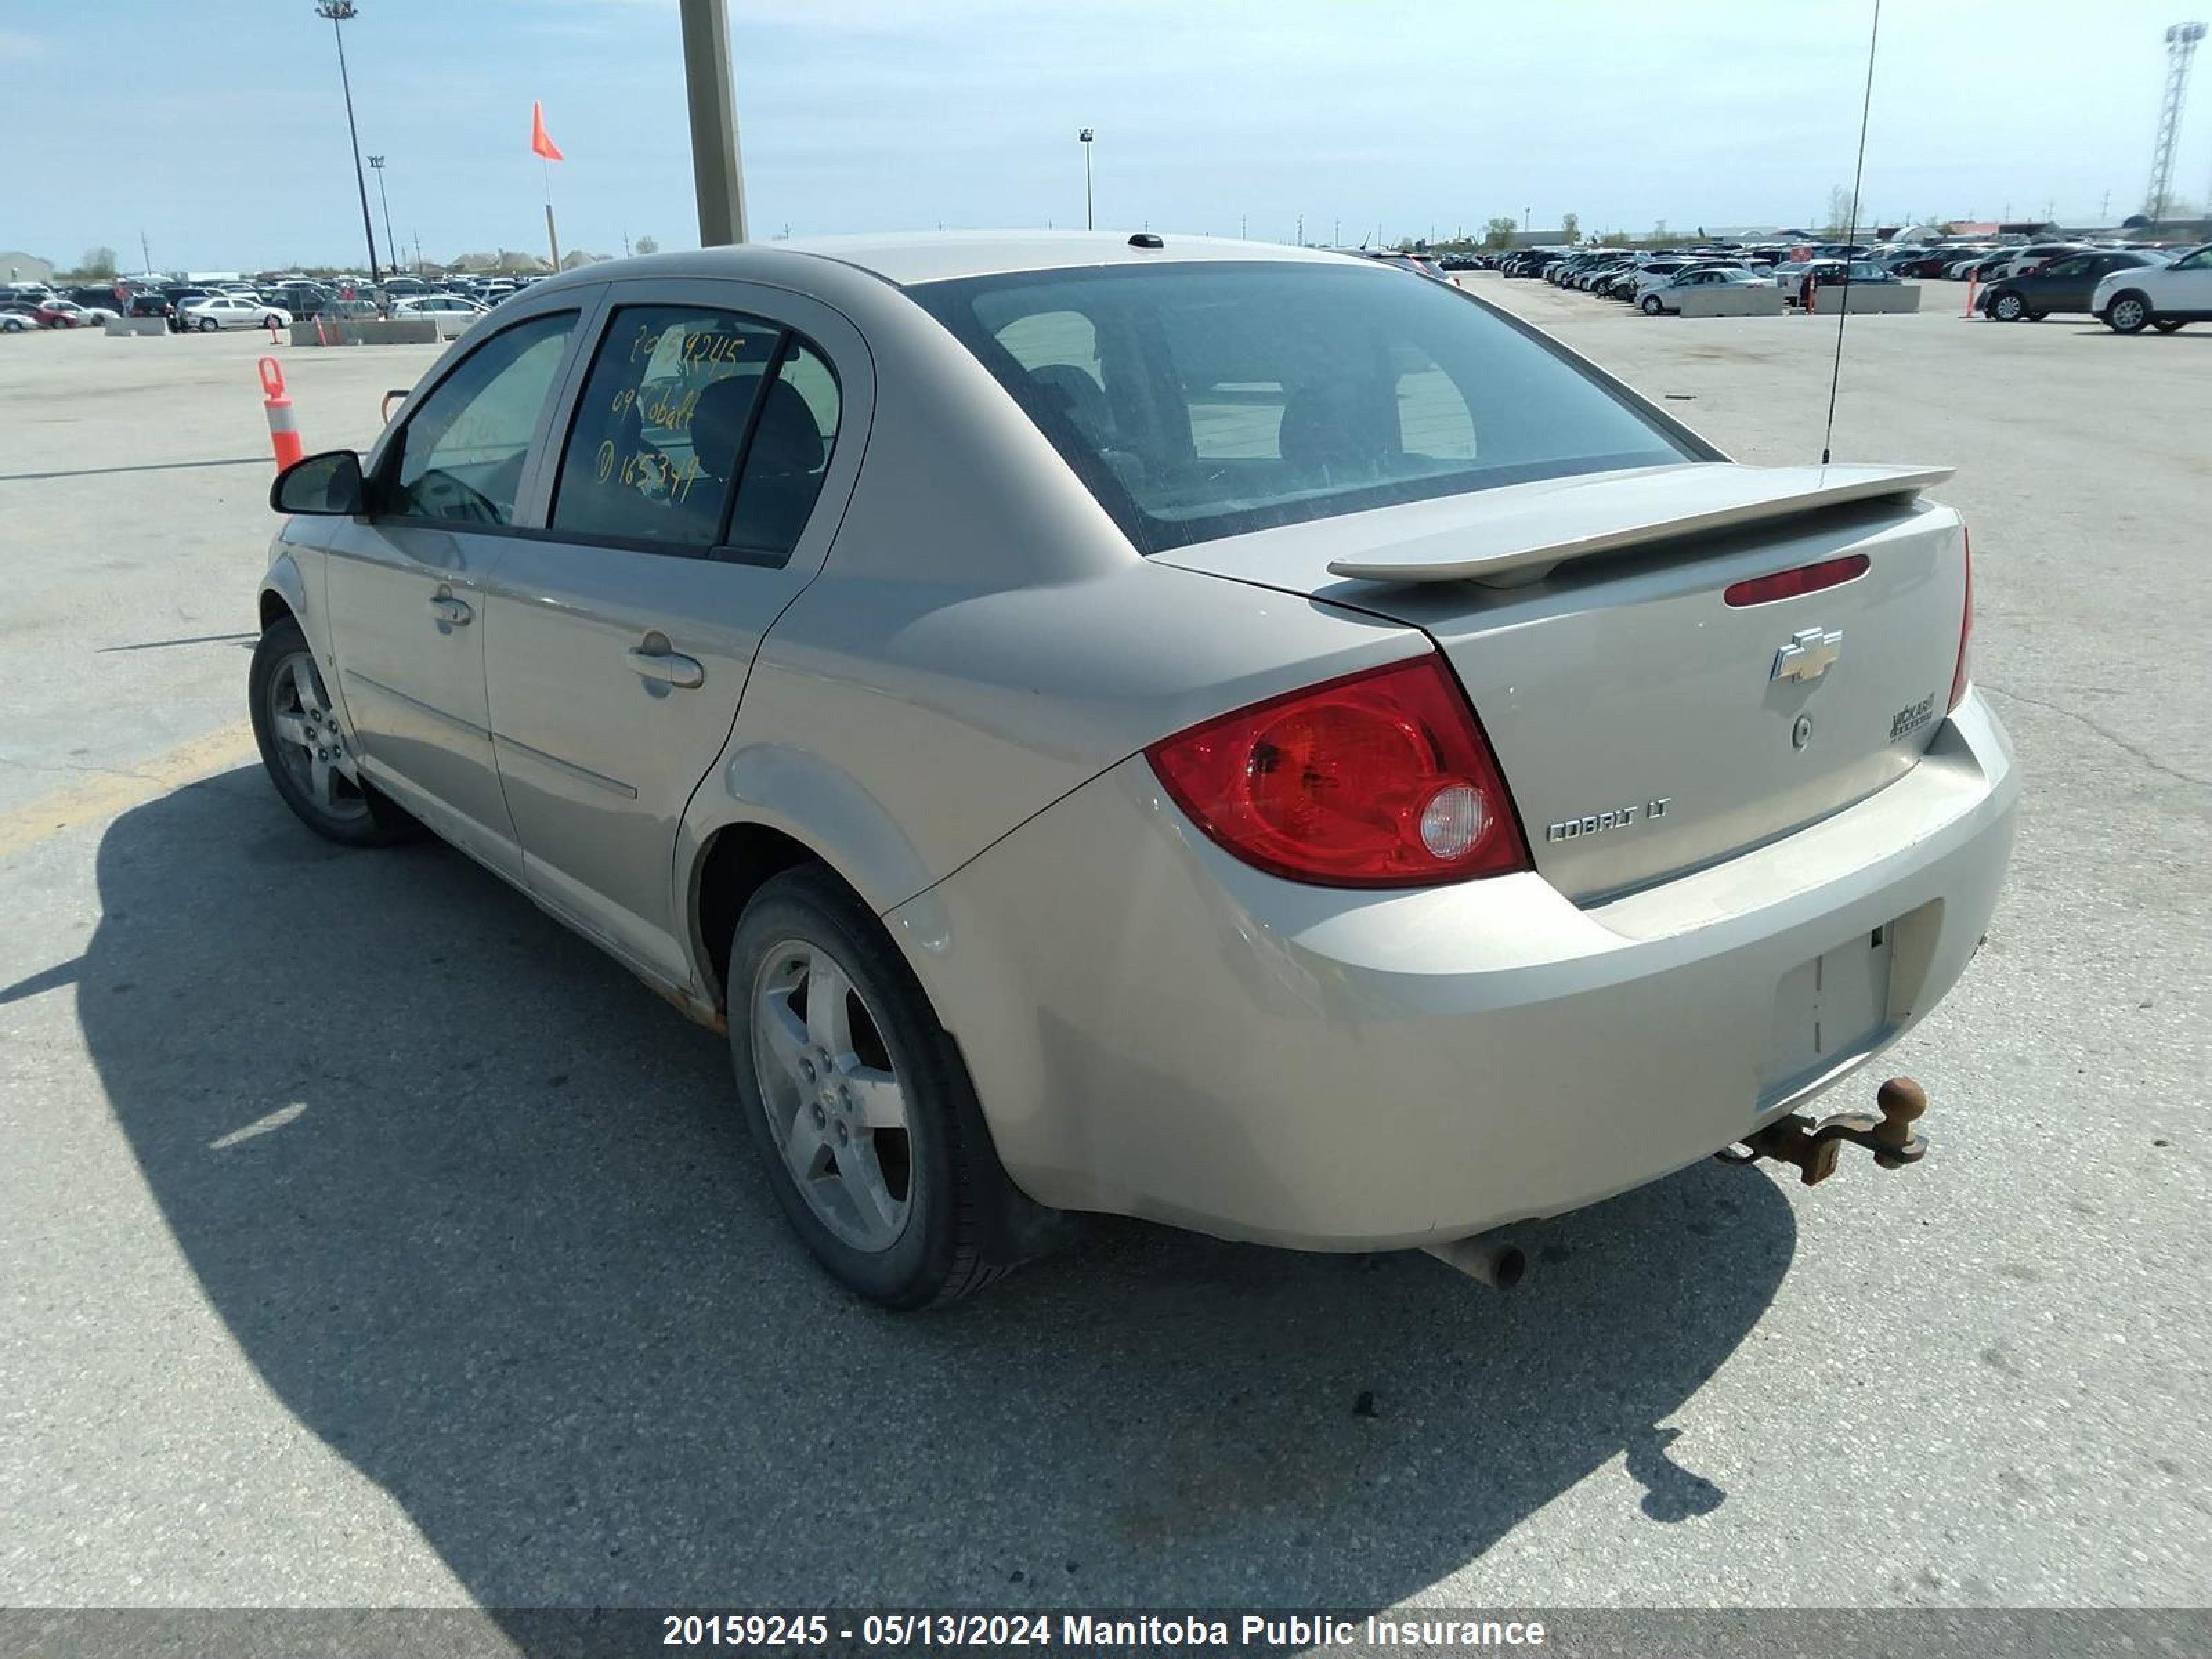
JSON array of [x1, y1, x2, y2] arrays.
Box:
[[1326, 462, 1954, 588]]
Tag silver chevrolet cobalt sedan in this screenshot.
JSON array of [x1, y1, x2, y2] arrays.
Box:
[[253, 234, 2016, 1306]]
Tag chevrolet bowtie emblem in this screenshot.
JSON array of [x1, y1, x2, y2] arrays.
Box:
[[1772, 625, 1843, 683]]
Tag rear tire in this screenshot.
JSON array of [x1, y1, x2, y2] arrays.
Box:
[[728, 867, 1022, 1309], [2153, 318, 2186, 333], [2105, 292, 2150, 335]]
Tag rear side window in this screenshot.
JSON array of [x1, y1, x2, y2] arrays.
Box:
[[549, 306, 841, 559], [550, 305, 784, 548], [724, 339, 841, 561], [387, 311, 575, 525], [914, 261, 1698, 554]]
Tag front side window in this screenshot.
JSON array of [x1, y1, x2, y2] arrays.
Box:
[[915, 260, 1698, 554], [386, 311, 575, 525]]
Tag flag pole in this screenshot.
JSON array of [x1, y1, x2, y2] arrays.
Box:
[[542, 156, 561, 271], [532, 102, 565, 272]]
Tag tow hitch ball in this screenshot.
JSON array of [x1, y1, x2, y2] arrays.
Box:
[[1718, 1076, 1929, 1186]]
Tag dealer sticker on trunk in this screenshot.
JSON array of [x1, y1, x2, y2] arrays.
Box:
[[1889, 692, 1937, 742]]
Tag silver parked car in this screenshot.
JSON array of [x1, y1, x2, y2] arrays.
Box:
[[180, 294, 293, 332], [252, 234, 2016, 1306]]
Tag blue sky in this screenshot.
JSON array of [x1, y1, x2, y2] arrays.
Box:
[[2, 0, 2205, 272]]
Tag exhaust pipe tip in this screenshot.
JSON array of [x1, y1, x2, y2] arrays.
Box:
[[1490, 1245, 1528, 1288], [1422, 1235, 1528, 1289]]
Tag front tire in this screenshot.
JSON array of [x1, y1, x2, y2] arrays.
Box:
[[729, 867, 1014, 1309], [197, 315, 218, 332], [2153, 318, 2186, 333], [1989, 290, 2026, 321], [2105, 292, 2150, 335], [1641, 294, 1664, 315], [249, 619, 418, 846]]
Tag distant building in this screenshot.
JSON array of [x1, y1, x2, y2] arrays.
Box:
[[2104, 214, 2211, 241], [451, 250, 554, 274], [0, 250, 55, 284], [1508, 228, 1570, 248]]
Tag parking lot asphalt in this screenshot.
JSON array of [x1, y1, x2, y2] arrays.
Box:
[[2, 295, 2208, 1615]]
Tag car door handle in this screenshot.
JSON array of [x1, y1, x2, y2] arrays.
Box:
[[428, 595, 472, 626], [626, 645, 705, 689]]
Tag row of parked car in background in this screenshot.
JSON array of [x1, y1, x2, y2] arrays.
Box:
[[1512, 245, 1903, 313], [1483, 235, 2211, 332], [0, 269, 536, 338]]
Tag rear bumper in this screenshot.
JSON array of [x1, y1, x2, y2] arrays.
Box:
[[889, 691, 2018, 1250]]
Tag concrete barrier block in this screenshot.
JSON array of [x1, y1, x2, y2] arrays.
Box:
[[289, 318, 442, 346], [1835, 283, 1922, 315], [102, 317, 169, 337], [1674, 285, 1788, 318]]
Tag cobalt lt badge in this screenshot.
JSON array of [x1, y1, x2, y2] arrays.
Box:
[[1772, 625, 1842, 684]]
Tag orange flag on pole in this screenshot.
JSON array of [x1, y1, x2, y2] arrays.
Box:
[[530, 101, 564, 162]]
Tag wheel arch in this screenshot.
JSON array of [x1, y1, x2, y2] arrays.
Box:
[[676, 724, 973, 1012], [688, 820, 848, 1012], [258, 553, 309, 632]]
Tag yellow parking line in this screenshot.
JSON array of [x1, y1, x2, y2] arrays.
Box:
[[0, 722, 258, 859]]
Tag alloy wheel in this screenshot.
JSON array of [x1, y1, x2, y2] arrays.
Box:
[[266, 650, 368, 823], [750, 941, 914, 1253]]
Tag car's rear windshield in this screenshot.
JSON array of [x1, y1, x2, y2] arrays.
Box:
[[912, 260, 1703, 554]]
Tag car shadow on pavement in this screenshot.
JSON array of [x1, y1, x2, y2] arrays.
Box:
[[77, 769, 1798, 1610]]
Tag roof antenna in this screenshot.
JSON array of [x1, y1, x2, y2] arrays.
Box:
[[1820, 0, 1883, 467]]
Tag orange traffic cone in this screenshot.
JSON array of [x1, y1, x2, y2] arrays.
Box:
[[259, 357, 303, 471]]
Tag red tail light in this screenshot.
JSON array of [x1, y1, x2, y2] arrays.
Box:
[[1949, 527, 1974, 712], [1145, 655, 1530, 888], [1724, 553, 1870, 607]]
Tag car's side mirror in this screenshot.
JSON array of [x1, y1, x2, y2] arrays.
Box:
[[270, 449, 366, 516]]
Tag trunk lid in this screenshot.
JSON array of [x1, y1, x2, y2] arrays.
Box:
[[1153, 462, 1969, 903]]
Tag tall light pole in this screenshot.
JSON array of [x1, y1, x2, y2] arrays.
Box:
[[679, 0, 748, 245], [367, 155, 400, 273], [315, 1, 382, 286], [1079, 128, 1094, 229]]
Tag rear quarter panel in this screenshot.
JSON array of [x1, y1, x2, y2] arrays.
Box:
[[673, 275, 1426, 991]]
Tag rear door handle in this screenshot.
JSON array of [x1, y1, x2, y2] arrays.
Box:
[[428, 595, 472, 626], [626, 645, 705, 690]]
